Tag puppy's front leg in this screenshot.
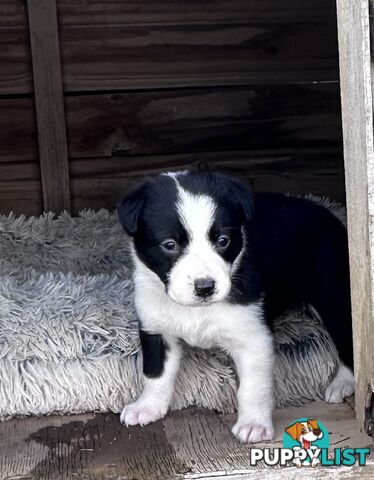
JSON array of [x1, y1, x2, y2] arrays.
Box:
[[231, 341, 274, 443], [120, 331, 181, 426]]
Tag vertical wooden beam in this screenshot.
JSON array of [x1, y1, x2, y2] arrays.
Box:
[[27, 0, 71, 213], [336, 0, 374, 434]]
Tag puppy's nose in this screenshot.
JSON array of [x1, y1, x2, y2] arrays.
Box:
[[313, 428, 321, 436], [194, 277, 215, 297]]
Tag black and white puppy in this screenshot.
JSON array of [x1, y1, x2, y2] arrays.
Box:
[[117, 171, 354, 443]]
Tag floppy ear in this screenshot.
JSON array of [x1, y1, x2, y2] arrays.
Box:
[[117, 183, 147, 236], [230, 178, 254, 221], [308, 419, 319, 430], [285, 423, 300, 440]]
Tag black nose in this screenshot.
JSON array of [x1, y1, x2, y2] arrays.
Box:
[[194, 277, 215, 297], [313, 428, 321, 436]]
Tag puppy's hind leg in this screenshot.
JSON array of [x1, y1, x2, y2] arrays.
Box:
[[324, 362, 355, 404], [121, 332, 182, 426]]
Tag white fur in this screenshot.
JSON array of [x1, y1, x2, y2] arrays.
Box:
[[122, 252, 275, 443], [162, 170, 188, 179], [167, 185, 232, 305], [324, 363, 355, 403]]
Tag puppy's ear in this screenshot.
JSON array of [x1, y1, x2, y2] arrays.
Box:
[[285, 423, 300, 440], [117, 182, 147, 236], [230, 178, 254, 221]]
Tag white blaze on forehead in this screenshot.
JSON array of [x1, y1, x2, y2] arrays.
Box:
[[162, 170, 188, 179], [166, 180, 231, 305], [175, 185, 216, 240]]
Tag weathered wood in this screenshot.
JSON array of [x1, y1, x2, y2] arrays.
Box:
[[190, 464, 374, 480], [0, 0, 338, 94], [0, 84, 342, 163], [336, 0, 374, 433], [27, 0, 71, 213], [0, 27, 32, 95], [0, 0, 28, 27], [0, 1, 31, 94], [0, 160, 40, 181], [0, 81, 345, 216], [58, 19, 338, 92], [56, 0, 337, 25], [0, 148, 345, 216], [0, 97, 38, 163], [0, 179, 43, 216], [64, 84, 342, 158], [0, 402, 371, 479], [69, 149, 345, 213]]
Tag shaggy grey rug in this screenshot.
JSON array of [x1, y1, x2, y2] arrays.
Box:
[[0, 198, 344, 420]]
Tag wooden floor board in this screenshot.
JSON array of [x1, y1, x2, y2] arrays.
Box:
[[0, 400, 372, 480]]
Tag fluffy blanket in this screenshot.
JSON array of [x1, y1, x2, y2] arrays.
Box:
[[0, 198, 343, 419]]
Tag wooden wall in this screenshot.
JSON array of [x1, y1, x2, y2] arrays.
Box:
[[0, 0, 344, 215]]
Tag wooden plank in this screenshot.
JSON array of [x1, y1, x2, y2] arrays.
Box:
[[0, 0, 339, 95], [64, 84, 342, 159], [336, 0, 374, 433], [0, 0, 336, 28], [0, 1, 32, 94], [58, 19, 339, 92], [191, 465, 374, 480], [69, 149, 346, 213], [0, 0, 28, 27], [0, 84, 342, 163], [56, 0, 337, 25], [0, 97, 38, 162], [27, 0, 71, 213], [0, 402, 371, 479], [0, 160, 40, 181], [0, 180, 43, 216], [0, 27, 33, 95]]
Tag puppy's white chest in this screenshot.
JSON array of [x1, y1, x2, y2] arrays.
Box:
[[136, 289, 220, 348], [134, 279, 266, 351]]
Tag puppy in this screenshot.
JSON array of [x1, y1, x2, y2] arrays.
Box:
[[117, 171, 354, 443]]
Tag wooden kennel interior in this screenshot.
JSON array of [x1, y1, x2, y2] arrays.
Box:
[[0, 0, 372, 437]]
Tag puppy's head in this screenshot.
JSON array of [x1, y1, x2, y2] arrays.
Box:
[[117, 171, 253, 306]]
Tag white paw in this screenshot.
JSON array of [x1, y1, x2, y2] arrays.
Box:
[[232, 418, 274, 444], [325, 364, 355, 404], [120, 400, 167, 426]]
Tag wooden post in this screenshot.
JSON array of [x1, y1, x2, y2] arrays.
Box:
[[336, 0, 374, 434], [27, 0, 71, 213]]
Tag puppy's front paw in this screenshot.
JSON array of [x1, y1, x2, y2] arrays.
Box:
[[232, 419, 274, 444], [120, 400, 167, 426]]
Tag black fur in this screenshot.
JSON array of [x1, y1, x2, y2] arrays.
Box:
[[139, 329, 169, 378]]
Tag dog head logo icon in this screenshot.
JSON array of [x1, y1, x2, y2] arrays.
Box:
[[283, 418, 330, 467]]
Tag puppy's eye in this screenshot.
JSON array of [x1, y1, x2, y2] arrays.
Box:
[[216, 235, 230, 249], [160, 239, 178, 253]]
